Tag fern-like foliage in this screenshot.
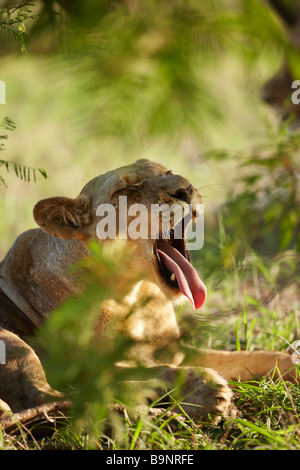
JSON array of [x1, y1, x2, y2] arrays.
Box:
[[0, 1, 38, 54], [0, 116, 47, 186]]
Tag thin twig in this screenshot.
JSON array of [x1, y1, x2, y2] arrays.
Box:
[[0, 1, 29, 27]]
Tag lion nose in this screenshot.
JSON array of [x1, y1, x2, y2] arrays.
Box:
[[172, 185, 193, 203], [162, 175, 200, 203]]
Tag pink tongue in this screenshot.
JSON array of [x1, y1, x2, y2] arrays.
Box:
[[157, 240, 207, 310]]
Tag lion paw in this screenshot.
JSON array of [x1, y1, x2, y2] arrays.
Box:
[[160, 366, 234, 423]]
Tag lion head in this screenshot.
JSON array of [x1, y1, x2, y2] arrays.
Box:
[[33, 159, 207, 310]]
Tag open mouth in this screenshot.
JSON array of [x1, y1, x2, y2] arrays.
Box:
[[154, 226, 207, 310]]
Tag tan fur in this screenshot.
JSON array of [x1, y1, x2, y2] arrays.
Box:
[[0, 159, 298, 422]]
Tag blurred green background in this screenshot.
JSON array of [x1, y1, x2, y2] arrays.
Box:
[[0, 0, 299, 270]]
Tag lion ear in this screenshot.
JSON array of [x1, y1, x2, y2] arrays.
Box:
[[33, 194, 91, 240]]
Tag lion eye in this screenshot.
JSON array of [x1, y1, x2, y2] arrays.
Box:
[[128, 182, 143, 190]]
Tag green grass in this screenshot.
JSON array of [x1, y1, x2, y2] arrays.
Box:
[[2, 378, 299, 450]]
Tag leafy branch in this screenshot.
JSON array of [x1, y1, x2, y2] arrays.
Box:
[[0, 116, 47, 186], [0, 1, 38, 53]]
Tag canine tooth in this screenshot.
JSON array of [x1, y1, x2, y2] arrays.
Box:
[[170, 273, 176, 281]]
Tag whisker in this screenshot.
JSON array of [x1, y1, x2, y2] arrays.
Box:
[[196, 184, 222, 191]]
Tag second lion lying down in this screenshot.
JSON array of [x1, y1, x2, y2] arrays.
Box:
[[0, 159, 298, 421]]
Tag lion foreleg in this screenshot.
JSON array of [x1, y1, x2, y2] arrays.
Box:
[[181, 347, 298, 384], [120, 363, 233, 423]]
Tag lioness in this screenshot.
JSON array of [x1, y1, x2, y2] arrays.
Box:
[[0, 159, 297, 422]]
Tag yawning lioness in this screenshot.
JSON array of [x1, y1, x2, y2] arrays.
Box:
[[0, 159, 297, 422]]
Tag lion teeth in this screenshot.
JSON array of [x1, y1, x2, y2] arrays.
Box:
[[170, 273, 176, 281]]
